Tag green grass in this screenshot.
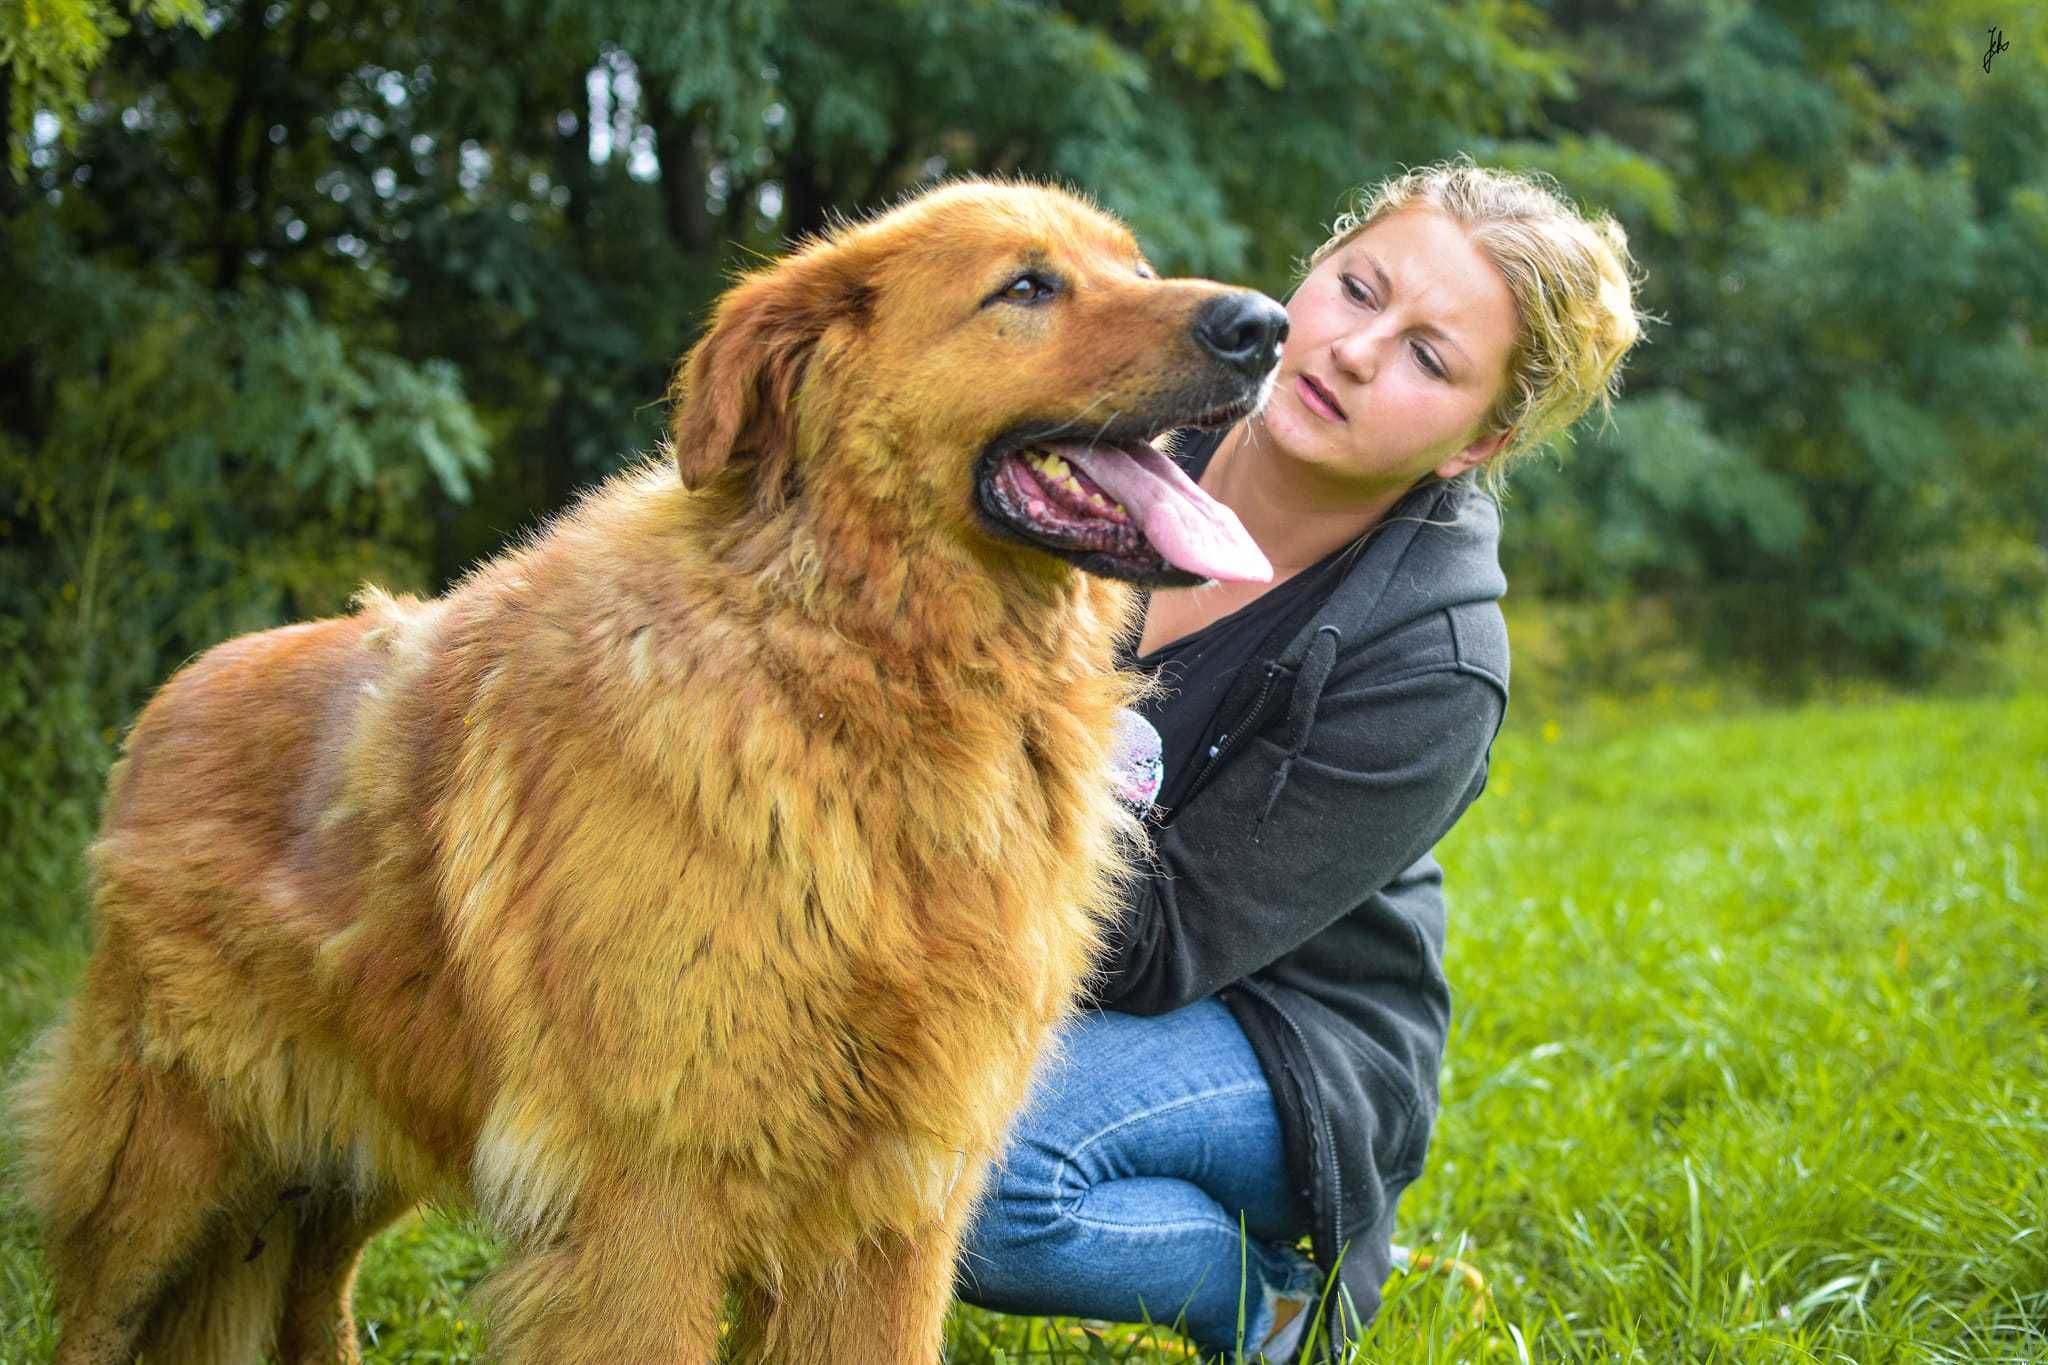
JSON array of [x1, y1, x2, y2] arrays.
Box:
[[4, 688, 2044, 1362]]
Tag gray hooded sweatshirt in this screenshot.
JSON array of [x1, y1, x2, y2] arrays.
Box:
[[1090, 427, 1509, 1354]]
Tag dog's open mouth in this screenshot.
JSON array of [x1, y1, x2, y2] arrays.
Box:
[[975, 399, 1273, 587]]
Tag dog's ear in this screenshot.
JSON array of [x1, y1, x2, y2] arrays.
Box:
[[666, 243, 872, 505]]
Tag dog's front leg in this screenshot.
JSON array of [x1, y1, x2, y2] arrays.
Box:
[[728, 1223, 967, 1365], [477, 1181, 728, 1364]]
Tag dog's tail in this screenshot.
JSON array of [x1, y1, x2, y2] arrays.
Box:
[[9, 966, 298, 1363], [6, 998, 123, 1255]]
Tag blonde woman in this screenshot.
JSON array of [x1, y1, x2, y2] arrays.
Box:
[[955, 157, 1645, 1362]]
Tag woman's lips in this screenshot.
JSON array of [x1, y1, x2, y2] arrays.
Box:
[[1296, 374, 1345, 422]]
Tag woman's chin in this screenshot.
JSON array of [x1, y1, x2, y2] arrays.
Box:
[[1255, 401, 1343, 465]]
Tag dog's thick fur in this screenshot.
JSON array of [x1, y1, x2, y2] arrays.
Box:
[[12, 180, 1269, 1363]]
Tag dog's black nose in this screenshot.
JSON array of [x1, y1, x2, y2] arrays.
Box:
[[1194, 292, 1289, 377]]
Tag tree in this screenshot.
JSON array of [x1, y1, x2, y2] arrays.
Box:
[[1492, 0, 2048, 678]]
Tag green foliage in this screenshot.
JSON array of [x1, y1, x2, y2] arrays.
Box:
[[1503, 392, 1807, 598], [6, 0, 2031, 699], [0, 217, 488, 930], [1485, 130, 1687, 236], [0, 0, 206, 176], [1652, 159, 2045, 678], [1491, 0, 2048, 683]]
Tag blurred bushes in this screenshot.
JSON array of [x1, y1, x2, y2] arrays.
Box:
[[0, 220, 488, 929], [1501, 153, 2048, 684]]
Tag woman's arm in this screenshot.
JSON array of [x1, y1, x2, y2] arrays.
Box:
[[1089, 644, 1505, 1016]]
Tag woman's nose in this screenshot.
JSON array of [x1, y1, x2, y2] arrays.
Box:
[[1328, 321, 1384, 382]]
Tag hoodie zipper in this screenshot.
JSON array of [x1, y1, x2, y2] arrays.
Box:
[[1183, 661, 1287, 809], [1236, 977, 1344, 1292]]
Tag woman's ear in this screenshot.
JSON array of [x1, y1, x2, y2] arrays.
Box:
[[1434, 424, 1514, 481], [665, 241, 872, 506]]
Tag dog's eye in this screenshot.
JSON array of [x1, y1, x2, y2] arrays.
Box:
[[995, 273, 1057, 305]]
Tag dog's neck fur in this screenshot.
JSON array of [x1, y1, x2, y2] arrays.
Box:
[[688, 456, 1144, 689]]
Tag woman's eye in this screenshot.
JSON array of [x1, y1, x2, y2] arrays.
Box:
[[1342, 274, 1373, 306], [1414, 345, 1445, 379]]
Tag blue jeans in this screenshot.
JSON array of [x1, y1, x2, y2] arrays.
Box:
[[954, 998, 1321, 1357]]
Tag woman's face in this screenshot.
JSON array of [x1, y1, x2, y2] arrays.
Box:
[[1257, 207, 1519, 488]]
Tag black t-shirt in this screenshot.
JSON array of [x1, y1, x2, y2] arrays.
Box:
[[1114, 427, 1357, 821]]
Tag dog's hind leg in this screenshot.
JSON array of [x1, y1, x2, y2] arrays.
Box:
[[273, 1185, 415, 1365], [12, 962, 265, 1364], [130, 1230, 296, 1365], [41, 1083, 388, 1365]]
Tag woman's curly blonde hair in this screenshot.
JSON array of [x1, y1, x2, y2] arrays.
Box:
[[1303, 154, 1647, 496]]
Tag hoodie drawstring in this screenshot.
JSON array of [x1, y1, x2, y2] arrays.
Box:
[[1253, 624, 1342, 843]]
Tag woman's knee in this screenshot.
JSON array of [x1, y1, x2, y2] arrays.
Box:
[[962, 1143, 1063, 1249], [954, 1160, 1062, 1308]]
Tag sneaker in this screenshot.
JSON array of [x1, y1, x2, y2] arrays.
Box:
[[1255, 1251, 1322, 1363], [1256, 1290, 1311, 1362]]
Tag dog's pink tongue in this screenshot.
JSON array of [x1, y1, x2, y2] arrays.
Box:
[[1053, 442, 1272, 583]]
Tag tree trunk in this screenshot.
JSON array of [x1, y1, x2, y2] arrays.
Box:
[[211, 2, 267, 290], [651, 98, 714, 252], [782, 146, 830, 244], [536, 62, 597, 512], [0, 65, 22, 220]]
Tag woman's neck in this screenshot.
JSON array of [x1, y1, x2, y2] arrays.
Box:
[[1200, 419, 1410, 580]]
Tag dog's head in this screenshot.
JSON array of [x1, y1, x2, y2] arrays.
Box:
[[666, 179, 1282, 588]]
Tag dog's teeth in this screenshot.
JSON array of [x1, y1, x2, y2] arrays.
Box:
[[1020, 449, 1130, 523], [1023, 449, 1070, 479]]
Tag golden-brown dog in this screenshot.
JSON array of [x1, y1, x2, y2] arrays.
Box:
[[12, 178, 1285, 1363]]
